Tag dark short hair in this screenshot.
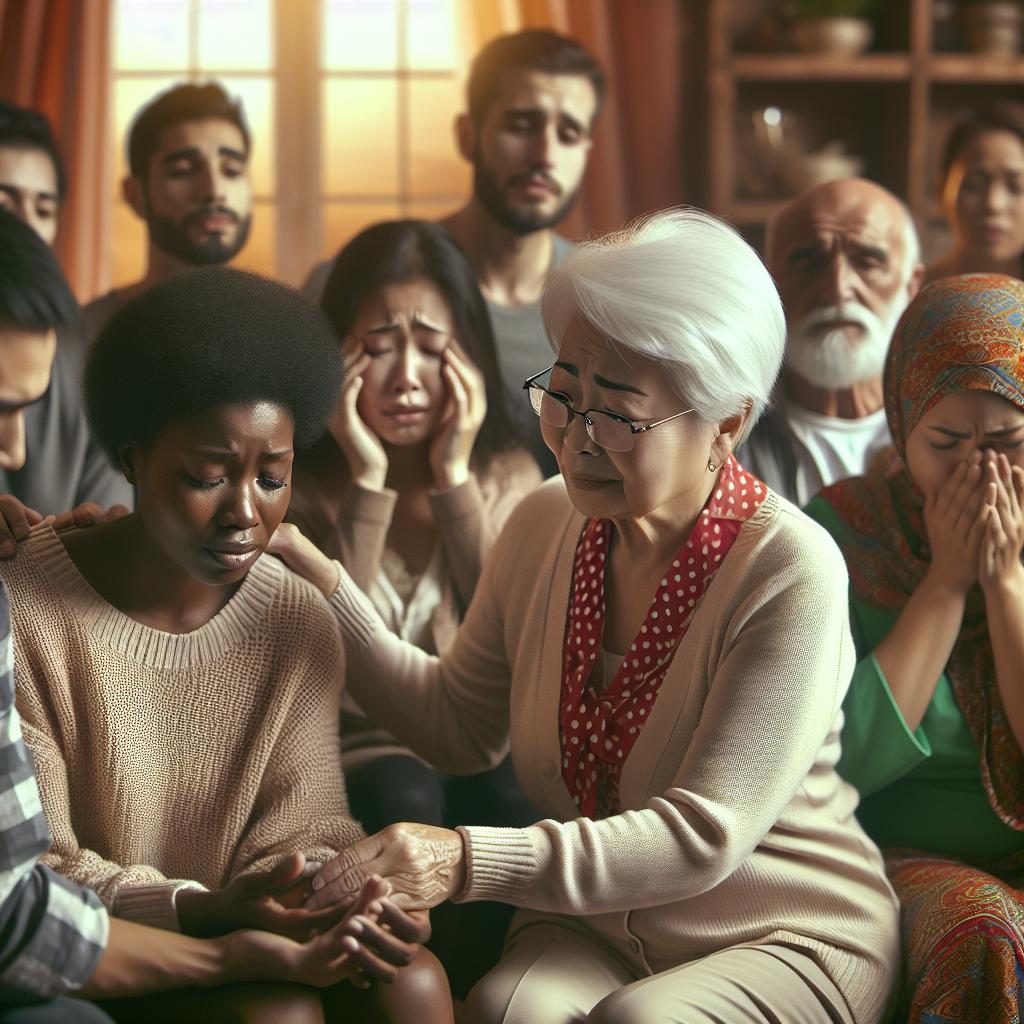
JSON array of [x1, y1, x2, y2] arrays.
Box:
[[86, 267, 341, 462], [0, 100, 66, 199], [321, 219, 518, 461], [127, 81, 250, 179], [0, 209, 77, 332], [467, 29, 605, 125], [941, 101, 1024, 184]]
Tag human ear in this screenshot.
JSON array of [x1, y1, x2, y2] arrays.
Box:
[[711, 407, 750, 465], [455, 113, 476, 163], [122, 175, 147, 220]]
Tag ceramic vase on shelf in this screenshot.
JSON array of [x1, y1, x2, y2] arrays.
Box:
[[962, 1, 1024, 56], [790, 16, 875, 55]]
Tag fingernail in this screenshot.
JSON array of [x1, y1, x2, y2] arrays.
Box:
[[348, 919, 364, 934], [311, 875, 324, 890]]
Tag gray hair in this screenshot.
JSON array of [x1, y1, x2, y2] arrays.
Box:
[[542, 208, 785, 444]]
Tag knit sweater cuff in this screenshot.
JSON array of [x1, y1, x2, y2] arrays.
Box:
[[328, 563, 382, 650], [428, 477, 483, 521], [454, 826, 539, 904], [113, 881, 206, 932]]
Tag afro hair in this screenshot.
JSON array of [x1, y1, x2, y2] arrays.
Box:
[[86, 266, 342, 463]]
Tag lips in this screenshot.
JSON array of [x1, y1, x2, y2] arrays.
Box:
[[186, 207, 239, 233], [510, 173, 560, 198], [204, 542, 260, 570], [384, 407, 430, 426], [569, 474, 614, 490]]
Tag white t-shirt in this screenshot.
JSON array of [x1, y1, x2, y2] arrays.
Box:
[[741, 401, 891, 506]]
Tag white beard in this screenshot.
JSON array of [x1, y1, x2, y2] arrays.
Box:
[[786, 302, 904, 390]]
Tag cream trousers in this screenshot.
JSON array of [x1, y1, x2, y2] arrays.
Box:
[[464, 922, 856, 1024]]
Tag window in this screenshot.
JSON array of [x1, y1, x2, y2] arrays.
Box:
[[110, 0, 477, 290]]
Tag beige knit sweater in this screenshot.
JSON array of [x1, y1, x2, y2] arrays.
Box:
[[329, 479, 900, 1024], [2, 524, 364, 931]]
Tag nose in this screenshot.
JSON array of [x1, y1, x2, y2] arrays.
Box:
[[819, 250, 857, 307], [389, 340, 426, 395], [196, 161, 227, 205], [0, 412, 27, 471], [564, 410, 600, 456], [216, 481, 258, 530], [983, 180, 1009, 214], [528, 122, 558, 168]]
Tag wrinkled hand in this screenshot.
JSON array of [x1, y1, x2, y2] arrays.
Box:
[[48, 501, 131, 532], [429, 341, 487, 491], [980, 451, 1024, 593], [329, 340, 388, 490], [307, 823, 465, 912], [267, 522, 339, 599], [224, 874, 414, 987], [177, 852, 351, 941], [923, 451, 989, 594], [0, 495, 43, 558]]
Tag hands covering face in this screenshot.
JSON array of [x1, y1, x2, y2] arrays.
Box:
[[924, 449, 1024, 595]]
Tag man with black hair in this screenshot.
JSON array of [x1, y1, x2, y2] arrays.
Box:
[[0, 211, 427, 1022], [0, 102, 133, 542], [82, 82, 253, 340], [306, 29, 604, 473]]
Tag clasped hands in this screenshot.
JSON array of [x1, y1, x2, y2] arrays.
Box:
[[924, 448, 1024, 596], [176, 849, 436, 988]]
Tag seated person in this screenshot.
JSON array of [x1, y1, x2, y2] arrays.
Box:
[[290, 219, 542, 996], [1, 266, 452, 1023], [806, 273, 1024, 1024], [927, 101, 1024, 283]]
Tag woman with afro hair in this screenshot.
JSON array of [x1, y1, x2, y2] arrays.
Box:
[[0, 266, 454, 1023]]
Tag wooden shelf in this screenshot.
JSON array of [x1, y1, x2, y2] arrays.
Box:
[[729, 53, 912, 81], [929, 55, 1024, 83]]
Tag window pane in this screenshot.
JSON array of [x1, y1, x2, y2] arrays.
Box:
[[405, 198, 459, 221], [114, 76, 181, 190], [233, 200, 276, 275], [321, 201, 401, 259], [115, 0, 191, 71], [199, 0, 273, 70], [324, 0, 398, 71], [219, 77, 275, 196], [110, 203, 148, 288], [322, 79, 399, 195], [407, 0, 458, 71], [408, 77, 468, 196]]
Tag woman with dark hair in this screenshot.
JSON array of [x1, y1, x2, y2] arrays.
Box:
[[928, 101, 1024, 283], [290, 219, 541, 997], [0, 266, 453, 1023], [290, 220, 540, 836]]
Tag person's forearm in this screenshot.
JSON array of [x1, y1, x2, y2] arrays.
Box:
[[874, 571, 967, 730], [985, 570, 1024, 752], [78, 919, 229, 998]]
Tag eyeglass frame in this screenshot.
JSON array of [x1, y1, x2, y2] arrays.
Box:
[[522, 365, 695, 452]]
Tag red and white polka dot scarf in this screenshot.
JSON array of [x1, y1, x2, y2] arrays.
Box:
[[560, 455, 766, 818]]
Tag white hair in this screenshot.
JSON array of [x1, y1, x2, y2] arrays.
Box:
[[541, 208, 785, 444]]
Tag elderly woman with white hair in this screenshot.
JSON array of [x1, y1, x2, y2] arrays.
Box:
[[270, 209, 900, 1023]]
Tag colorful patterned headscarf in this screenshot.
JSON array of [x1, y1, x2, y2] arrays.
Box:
[[821, 274, 1024, 830]]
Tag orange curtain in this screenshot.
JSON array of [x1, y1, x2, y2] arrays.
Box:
[[468, 0, 685, 238], [0, 0, 112, 300]]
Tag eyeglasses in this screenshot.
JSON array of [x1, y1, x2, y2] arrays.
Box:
[[522, 365, 694, 453]]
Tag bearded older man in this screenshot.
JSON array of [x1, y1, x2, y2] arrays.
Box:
[[740, 178, 923, 505]]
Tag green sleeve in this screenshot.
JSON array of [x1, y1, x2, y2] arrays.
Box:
[[804, 496, 932, 795]]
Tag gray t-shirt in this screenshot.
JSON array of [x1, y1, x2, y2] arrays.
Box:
[[0, 322, 134, 515]]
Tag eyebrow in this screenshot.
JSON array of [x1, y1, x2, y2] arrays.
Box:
[[504, 107, 587, 137], [161, 145, 247, 165], [927, 424, 1024, 438], [0, 183, 57, 203], [553, 361, 648, 396], [191, 446, 293, 459]]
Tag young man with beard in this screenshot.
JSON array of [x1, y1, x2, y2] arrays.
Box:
[[0, 102, 132, 545], [740, 178, 924, 505], [82, 83, 252, 341], [305, 30, 604, 473]]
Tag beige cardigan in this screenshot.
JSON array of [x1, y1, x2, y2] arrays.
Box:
[[328, 479, 900, 1023], [289, 448, 541, 767]]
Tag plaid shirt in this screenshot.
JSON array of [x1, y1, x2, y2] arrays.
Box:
[[0, 582, 108, 1001]]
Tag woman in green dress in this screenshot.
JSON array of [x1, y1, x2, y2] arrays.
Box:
[[806, 273, 1024, 1023]]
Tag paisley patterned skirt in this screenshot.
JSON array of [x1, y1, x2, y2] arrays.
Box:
[[887, 851, 1024, 1023]]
